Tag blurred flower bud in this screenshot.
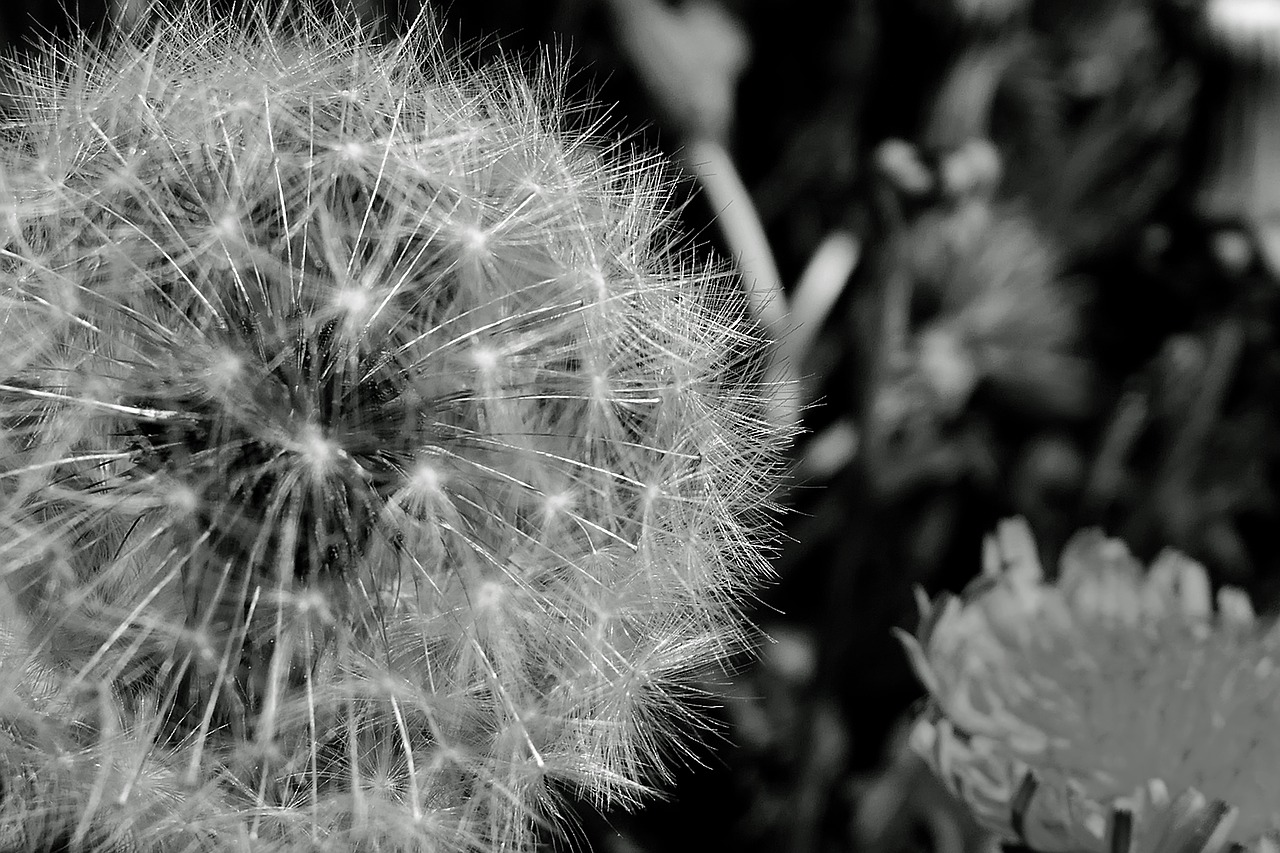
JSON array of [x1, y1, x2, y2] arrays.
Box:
[[1211, 227, 1257, 275], [607, 0, 749, 144], [938, 138, 1004, 200], [876, 138, 936, 198]]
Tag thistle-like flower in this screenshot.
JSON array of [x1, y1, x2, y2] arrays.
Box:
[[900, 518, 1280, 853], [0, 7, 781, 851]]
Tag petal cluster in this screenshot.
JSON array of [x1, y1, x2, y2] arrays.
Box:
[[901, 518, 1280, 853]]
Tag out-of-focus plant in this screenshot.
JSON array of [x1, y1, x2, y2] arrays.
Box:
[[901, 518, 1277, 853], [922, 0, 1031, 151], [605, 0, 859, 438], [905, 198, 1092, 422], [850, 134, 1092, 505], [0, 6, 784, 850], [1076, 312, 1280, 588], [849, 721, 996, 853], [995, 0, 1195, 259], [1189, 0, 1280, 276]]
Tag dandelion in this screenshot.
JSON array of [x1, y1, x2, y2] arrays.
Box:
[[894, 201, 1090, 420], [900, 518, 1280, 853], [0, 6, 782, 851]]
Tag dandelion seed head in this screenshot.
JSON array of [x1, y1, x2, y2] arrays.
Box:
[[0, 6, 783, 849]]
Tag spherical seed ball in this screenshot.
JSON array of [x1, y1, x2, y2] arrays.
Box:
[[0, 9, 783, 852]]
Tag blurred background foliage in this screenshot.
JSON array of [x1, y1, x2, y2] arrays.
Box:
[[3, 1, 1277, 851]]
